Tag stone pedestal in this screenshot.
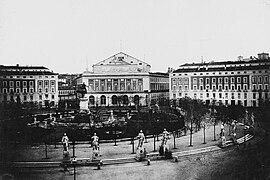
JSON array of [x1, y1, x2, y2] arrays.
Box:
[[63, 151, 71, 163], [221, 136, 226, 147], [135, 147, 146, 161], [79, 98, 88, 110], [92, 149, 101, 161]]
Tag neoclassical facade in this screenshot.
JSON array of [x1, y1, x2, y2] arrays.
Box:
[[77, 52, 169, 107], [169, 53, 270, 107], [0, 64, 58, 107]]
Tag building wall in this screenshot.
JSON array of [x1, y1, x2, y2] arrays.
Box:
[[169, 53, 270, 107], [0, 65, 58, 107]]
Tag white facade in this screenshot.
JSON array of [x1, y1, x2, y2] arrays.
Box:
[[169, 53, 270, 107], [77, 52, 169, 107]]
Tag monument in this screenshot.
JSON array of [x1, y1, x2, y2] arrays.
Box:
[[159, 128, 170, 156], [135, 130, 146, 161], [61, 133, 71, 164], [91, 133, 101, 161]]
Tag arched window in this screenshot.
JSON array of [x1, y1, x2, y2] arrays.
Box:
[[101, 95, 106, 105], [112, 95, 117, 105], [134, 95, 139, 105], [123, 95, 129, 105], [89, 96, 95, 105]]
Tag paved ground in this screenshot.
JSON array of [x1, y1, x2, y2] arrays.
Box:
[[0, 122, 245, 163]]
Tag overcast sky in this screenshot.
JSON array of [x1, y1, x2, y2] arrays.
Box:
[[1, 0, 270, 74]]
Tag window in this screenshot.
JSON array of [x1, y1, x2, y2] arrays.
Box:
[[16, 88, 20, 93], [193, 85, 197, 91], [200, 93, 203, 99], [265, 84, 268, 90], [259, 84, 262, 90], [258, 76, 262, 83], [253, 93, 256, 99], [10, 88, 14, 93], [179, 93, 182, 97], [237, 85, 241, 91], [224, 77, 228, 83], [24, 95, 27, 101], [51, 81, 55, 86], [45, 94, 48, 99], [225, 85, 228, 91], [3, 88, 7, 94], [231, 85, 235, 90], [243, 77, 247, 83], [253, 85, 256, 90], [23, 88, 27, 93], [244, 93, 247, 99], [173, 86, 176, 91], [218, 78, 222, 84], [206, 93, 209, 98], [185, 85, 188, 91], [218, 85, 222, 91], [212, 78, 216, 83], [30, 88, 34, 93], [45, 80, 49, 86], [39, 95, 42, 100], [237, 77, 241, 83], [238, 93, 241, 99], [265, 76, 269, 83], [231, 77, 235, 83], [225, 93, 228, 99], [206, 78, 210, 84], [3, 81, 7, 87], [231, 93, 235, 99], [200, 86, 203, 90], [23, 81, 27, 87], [38, 81, 42, 86], [194, 93, 197, 99], [172, 78, 176, 84], [45, 88, 48, 93], [199, 78, 203, 84], [179, 85, 182, 91], [30, 95, 33, 101], [252, 76, 256, 83], [29, 81, 34, 87], [9, 81, 14, 87], [52, 95, 54, 99], [213, 93, 216, 99], [16, 81, 20, 87], [52, 88, 55, 93], [39, 88, 42, 93], [173, 94, 176, 99], [244, 84, 248, 91], [219, 93, 222, 98], [212, 85, 216, 91]]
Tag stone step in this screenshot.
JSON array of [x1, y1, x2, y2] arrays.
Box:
[[102, 157, 136, 165]]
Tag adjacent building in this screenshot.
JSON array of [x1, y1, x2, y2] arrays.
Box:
[[169, 53, 270, 107], [77, 52, 169, 107], [0, 64, 58, 108], [58, 74, 79, 109]]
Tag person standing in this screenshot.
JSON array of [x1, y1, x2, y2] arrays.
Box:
[[162, 128, 170, 146]]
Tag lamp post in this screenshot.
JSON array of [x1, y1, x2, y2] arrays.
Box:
[[189, 103, 193, 147], [203, 121, 206, 144]]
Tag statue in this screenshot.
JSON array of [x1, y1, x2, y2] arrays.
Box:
[[61, 133, 69, 152], [135, 130, 146, 161], [91, 133, 101, 161], [161, 128, 170, 146], [160, 128, 170, 156], [91, 133, 99, 151], [220, 124, 226, 147], [136, 130, 145, 149], [77, 83, 87, 98], [61, 133, 71, 164]]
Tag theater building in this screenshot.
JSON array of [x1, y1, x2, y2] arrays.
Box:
[[169, 53, 270, 107], [77, 52, 169, 107], [0, 64, 58, 108]]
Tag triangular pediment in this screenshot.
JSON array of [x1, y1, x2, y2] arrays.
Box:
[[95, 52, 150, 66]]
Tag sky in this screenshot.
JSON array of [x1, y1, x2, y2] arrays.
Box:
[[0, 0, 270, 74]]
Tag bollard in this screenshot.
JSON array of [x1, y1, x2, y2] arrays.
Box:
[[147, 158, 150, 165], [174, 156, 178, 162], [97, 162, 101, 170]]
